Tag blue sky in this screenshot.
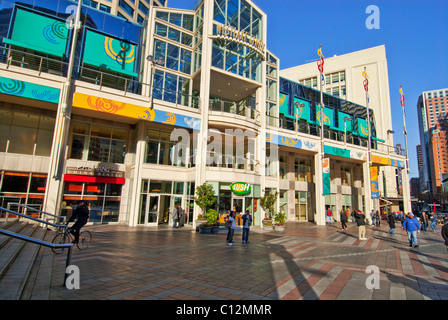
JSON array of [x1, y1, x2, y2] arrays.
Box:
[[167, 0, 448, 178]]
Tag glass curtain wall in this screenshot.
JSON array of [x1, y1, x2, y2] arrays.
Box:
[[212, 0, 263, 82]]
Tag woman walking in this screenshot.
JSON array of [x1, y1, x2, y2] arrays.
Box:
[[226, 211, 236, 246]]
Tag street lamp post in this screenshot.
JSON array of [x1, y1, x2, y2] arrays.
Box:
[[146, 55, 164, 109]]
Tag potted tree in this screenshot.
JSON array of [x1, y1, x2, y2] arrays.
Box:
[[260, 191, 278, 231], [194, 183, 216, 233], [273, 211, 287, 232]]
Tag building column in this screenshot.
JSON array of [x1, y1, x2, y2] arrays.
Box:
[[314, 152, 325, 225], [128, 121, 146, 227]]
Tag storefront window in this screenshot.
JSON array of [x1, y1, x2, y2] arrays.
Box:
[[0, 171, 47, 215], [69, 121, 128, 164], [0, 109, 55, 156], [62, 181, 122, 223]]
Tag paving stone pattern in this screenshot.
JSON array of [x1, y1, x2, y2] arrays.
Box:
[[24, 221, 448, 300]]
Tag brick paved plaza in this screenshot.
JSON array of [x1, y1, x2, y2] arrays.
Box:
[[22, 220, 448, 304]]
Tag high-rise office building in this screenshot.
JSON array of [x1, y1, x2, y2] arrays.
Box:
[[417, 88, 448, 196]]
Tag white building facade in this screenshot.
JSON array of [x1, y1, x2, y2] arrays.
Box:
[[0, 0, 409, 227]]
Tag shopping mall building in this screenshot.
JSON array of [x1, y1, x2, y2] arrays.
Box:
[[0, 0, 410, 227]]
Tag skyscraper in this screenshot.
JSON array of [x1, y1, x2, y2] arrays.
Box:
[[417, 88, 448, 197]]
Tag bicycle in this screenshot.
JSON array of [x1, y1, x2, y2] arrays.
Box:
[[51, 225, 92, 254]]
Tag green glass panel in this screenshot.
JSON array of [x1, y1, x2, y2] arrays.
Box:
[[83, 29, 138, 77], [4, 8, 68, 57]]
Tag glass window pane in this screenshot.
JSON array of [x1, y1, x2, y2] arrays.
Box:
[[29, 174, 47, 193], [169, 13, 182, 27], [72, 121, 89, 135], [2, 172, 29, 193], [168, 27, 180, 42], [155, 22, 167, 37], [12, 112, 39, 128], [88, 137, 110, 162], [146, 141, 159, 163], [110, 140, 126, 163], [35, 129, 53, 156], [70, 134, 85, 159], [91, 125, 112, 138], [9, 126, 37, 155], [166, 43, 180, 71]]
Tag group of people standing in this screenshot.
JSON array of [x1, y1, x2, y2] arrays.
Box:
[[225, 210, 252, 246], [332, 207, 448, 250]]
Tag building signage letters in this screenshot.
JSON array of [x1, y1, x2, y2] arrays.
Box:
[[230, 182, 251, 195], [214, 24, 265, 58], [66, 166, 125, 178]]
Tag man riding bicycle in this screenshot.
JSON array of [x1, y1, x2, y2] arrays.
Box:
[[67, 200, 90, 244]]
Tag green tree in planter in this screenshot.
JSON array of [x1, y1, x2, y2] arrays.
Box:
[[260, 191, 278, 219], [194, 183, 217, 224]]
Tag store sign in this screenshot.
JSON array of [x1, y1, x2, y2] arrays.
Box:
[[214, 24, 266, 58], [66, 166, 125, 178], [230, 182, 251, 195]]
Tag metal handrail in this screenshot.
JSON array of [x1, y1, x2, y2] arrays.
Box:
[[7, 203, 65, 224], [0, 206, 72, 287]]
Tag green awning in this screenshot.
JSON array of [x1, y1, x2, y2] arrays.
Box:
[[4, 8, 69, 57], [83, 29, 138, 77]]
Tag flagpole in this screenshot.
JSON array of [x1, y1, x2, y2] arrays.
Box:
[[363, 68, 373, 213], [400, 85, 409, 174], [317, 44, 325, 160]]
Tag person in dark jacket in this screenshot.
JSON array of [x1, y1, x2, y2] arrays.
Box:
[[442, 219, 448, 251], [67, 200, 90, 243], [387, 212, 396, 234], [241, 210, 252, 243], [354, 210, 367, 240], [340, 209, 348, 230]]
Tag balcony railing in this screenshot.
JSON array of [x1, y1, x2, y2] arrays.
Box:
[[266, 114, 406, 156], [0, 45, 200, 110], [209, 98, 260, 122]]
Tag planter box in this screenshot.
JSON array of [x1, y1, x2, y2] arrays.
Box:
[[262, 225, 274, 231], [274, 225, 285, 232], [199, 226, 212, 234]]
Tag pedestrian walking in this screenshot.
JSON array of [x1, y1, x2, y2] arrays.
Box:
[[375, 210, 381, 227], [172, 204, 180, 228], [402, 212, 420, 248], [354, 210, 367, 240], [370, 210, 375, 226], [226, 210, 236, 246], [420, 212, 428, 231], [430, 212, 438, 233], [241, 210, 252, 243], [340, 209, 348, 230], [387, 212, 395, 234], [326, 208, 333, 224], [441, 218, 448, 251]]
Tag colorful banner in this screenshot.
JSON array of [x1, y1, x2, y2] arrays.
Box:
[[370, 166, 379, 199], [316, 107, 334, 127], [4, 8, 69, 57], [0, 76, 60, 103], [293, 97, 311, 122], [72, 92, 200, 130], [279, 92, 289, 116], [338, 112, 353, 132], [322, 158, 330, 195], [83, 29, 138, 77], [400, 87, 405, 107], [358, 118, 369, 137]]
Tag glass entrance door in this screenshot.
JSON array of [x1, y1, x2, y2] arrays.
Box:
[[232, 197, 243, 214]]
